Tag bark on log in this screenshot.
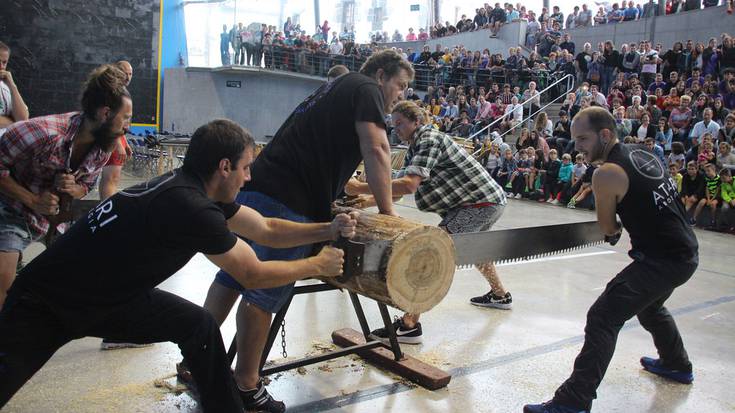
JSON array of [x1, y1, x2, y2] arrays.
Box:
[[322, 207, 456, 314]]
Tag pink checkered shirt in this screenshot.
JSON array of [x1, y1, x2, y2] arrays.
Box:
[[0, 112, 111, 237]]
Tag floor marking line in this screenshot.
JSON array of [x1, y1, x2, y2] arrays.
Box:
[[288, 295, 735, 412]]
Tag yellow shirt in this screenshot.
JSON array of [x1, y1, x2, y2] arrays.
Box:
[[673, 173, 682, 193]]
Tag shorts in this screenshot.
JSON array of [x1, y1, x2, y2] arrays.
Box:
[[439, 203, 505, 234], [105, 136, 129, 167], [214, 191, 312, 313], [0, 200, 33, 253]]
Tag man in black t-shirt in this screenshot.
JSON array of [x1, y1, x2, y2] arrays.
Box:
[[525, 108, 698, 413], [0, 120, 357, 413], [199, 50, 414, 412]]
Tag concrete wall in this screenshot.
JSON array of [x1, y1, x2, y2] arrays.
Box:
[[162, 67, 325, 138], [567, 5, 733, 50]]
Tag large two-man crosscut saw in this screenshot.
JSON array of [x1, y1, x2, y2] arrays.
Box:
[[335, 221, 614, 280]]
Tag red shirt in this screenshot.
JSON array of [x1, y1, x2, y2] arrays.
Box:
[[0, 112, 111, 236]]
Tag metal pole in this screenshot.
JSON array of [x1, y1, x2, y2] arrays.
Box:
[[314, 0, 320, 35], [543, 0, 549, 10]]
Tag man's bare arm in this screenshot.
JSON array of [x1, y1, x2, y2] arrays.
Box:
[[226, 206, 357, 248], [206, 239, 344, 289], [591, 163, 628, 236], [356, 121, 395, 216]]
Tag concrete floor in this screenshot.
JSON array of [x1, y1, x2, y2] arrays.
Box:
[[3, 180, 735, 413]]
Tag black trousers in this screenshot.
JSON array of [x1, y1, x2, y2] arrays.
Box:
[[553, 253, 697, 411], [0, 287, 243, 413]]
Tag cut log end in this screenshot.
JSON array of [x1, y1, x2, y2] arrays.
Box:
[[386, 226, 456, 314]]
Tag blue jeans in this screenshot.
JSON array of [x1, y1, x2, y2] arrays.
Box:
[[0, 200, 33, 253], [214, 191, 312, 313]]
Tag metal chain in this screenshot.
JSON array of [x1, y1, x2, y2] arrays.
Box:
[[280, 319, 287, 358]]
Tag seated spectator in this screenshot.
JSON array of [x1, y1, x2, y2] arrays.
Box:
[[635, 113, 658, 142], [668, 141, 687, 170], [718, 141, 735, 169], [522, 81, 541, 116], [0, 41, 29, 136], [567, 162, 596, 209], [552, 153, 574, 204], [474, 8, 490, 30], [648, 73, 668, 95], [681, 160, 706, 220], [391, 30, 403, 42], [626, 95, 646, 121], [712, 97, 730, 126], [720, 168, 735, 230], [0, 64, 131, 306], [496, 148, 518, 192], [656, 116, 674, 151], [533, 111, 553, 138], [594, 6, 608, 25], [693, 162, 721, 228], [670, 163, 684, 193], [690, 108, 721, 147], [645, 136, 667, 165], [405, 87, 421, 101], [686, 67, 705, 89], [589, 84, 608, 108], [405, 28, 417, 41], [670, 95, 694, 147], [489, 3, 507, 37], [501, 96, 523, 133], [548, 110, 571, 154], [614, 106, 633, 139], [719, 114, 735, 144], [608, 3, 625, 23], [418, 28, 429, 41]]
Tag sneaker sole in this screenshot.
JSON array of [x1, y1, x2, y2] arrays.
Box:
[[470, 301, 513, 310], [378, 335, 423, 345], [100, 342, 154, 350]]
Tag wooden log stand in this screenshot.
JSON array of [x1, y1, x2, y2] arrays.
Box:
[[225, 209, 454, 391]]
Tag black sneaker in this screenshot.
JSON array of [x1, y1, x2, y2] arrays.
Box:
[[470, 291, 513, 309], [239, 378, 285, 413], [371, 316, 423, 344]]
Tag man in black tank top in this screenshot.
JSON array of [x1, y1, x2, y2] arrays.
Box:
[[525, 107, 699, 413]]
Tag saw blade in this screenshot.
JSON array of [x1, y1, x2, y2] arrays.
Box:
[[452, 221, 606, 268]]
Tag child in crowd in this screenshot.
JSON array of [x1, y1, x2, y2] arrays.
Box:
[[681, 160, 706, 222], [697, 141, 716, 167], [552, 153, 574, 205], [497, 148, 518, 196], [568, 164, 596, 210], [510, 149, 533, 198], [571, 153, 587, 187], [484, 142, 502, 180], [719, 168, 735, 231], [544, 149, 562, 203], [667, 141, 686, 171], [693, 163, 721, 228], [529, 148, 545, 193], [669, 163, 683, 193]]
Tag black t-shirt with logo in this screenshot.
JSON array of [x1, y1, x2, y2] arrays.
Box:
[[14, 169, 239, 324], [246, 72, 386, 222], [606, 143, 698, 260]]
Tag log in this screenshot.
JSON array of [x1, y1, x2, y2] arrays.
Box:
[[322, 207, 456, 314]]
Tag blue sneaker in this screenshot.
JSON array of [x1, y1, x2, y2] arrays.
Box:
[[640, 356, 693, 384], [523, 401, 589, 413]]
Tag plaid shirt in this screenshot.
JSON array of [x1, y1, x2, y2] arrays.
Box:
[[0, 112, 110, 236], [402, 124, 507, 216]]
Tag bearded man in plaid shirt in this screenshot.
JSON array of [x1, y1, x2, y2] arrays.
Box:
[[0, 64, 132, 306], [345, 100, 511, 344]]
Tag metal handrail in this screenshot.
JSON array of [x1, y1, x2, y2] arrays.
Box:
[[466, 73, 576, 143]]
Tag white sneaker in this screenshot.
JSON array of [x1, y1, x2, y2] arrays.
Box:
[[551, 199, 560, 205], [546, 198, 553, 203], [514, 193, 522, 199]]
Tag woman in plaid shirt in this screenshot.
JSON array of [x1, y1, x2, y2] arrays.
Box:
[[346, 100, 510, 344]]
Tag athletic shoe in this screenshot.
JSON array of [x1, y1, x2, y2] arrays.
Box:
[[546, 198, 553, 203], [514, 193, 523, 199], [640, 356, 693, 384], [100, 339, 154, 350], [551, 199, 560, 205], [239, 378, 286, 413], [523, 401, 589, 413], [371, 317, 423, 344], [567, 198, 576, 209], [469, 291, 513, 309]]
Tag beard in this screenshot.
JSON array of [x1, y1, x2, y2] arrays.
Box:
[[92, 118, 124, 152]]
